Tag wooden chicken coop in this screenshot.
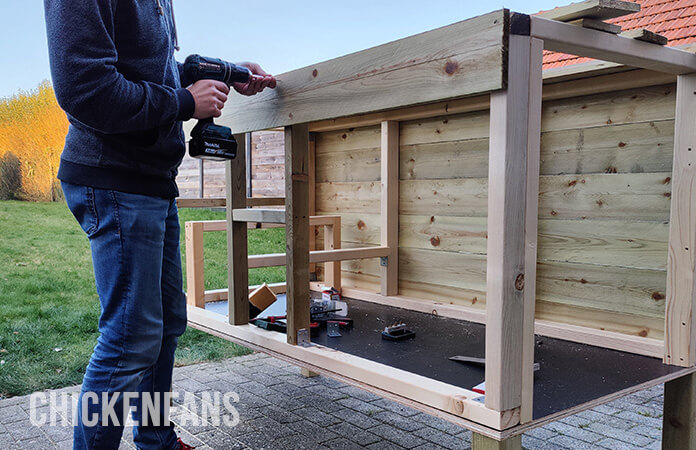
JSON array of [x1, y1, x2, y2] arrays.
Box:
[[179, 1, 696, 448]]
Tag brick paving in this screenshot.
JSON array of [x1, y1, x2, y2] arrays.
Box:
[[0, 353, 667, 449]]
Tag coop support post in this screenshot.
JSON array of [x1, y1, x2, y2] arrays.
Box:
[[285, 123, 311, 345], [381, 120, 399, 296], [664, 73, 696, 367], [484, 31, 539, 426], [472, 433, 521, 450], [185, 221, 205, 308], [662, 372, 696, 448], [520, 37, 544, 424], [226, 134, 249, 325]]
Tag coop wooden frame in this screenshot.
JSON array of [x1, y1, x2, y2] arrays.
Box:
[[181, 6, 696, 445]]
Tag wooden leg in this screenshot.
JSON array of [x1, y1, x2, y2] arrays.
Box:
[[485, 34, 534, 414], [662, 373, 696, 449], [664, 74, 696, 367], [285, 124, 311, 345], [185, 221, 205, 308], [472, 433, 521, 450], [226, 134, 249, 325], [300, 367, 319, 378]]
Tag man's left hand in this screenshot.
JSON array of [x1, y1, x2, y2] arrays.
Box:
[[233, 62, 277, 96]]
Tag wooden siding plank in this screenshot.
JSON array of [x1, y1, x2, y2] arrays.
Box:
[[219, 11, 507, 134]]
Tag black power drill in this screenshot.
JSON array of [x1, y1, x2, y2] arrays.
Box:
[[183, 54, 252, 161]]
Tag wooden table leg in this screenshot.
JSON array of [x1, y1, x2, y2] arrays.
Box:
[[662, 372, 696, 449], [472, 433, 521, 450]]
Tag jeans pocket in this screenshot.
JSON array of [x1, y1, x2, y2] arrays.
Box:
[[62, 182, 99, 237]]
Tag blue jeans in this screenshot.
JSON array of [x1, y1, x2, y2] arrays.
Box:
[[62, 182, 187, 450]]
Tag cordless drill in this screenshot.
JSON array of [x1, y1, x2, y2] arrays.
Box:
[[184, 54, 252, 161]]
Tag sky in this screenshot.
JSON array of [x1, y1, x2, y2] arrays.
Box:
[[0, 1, 562, 99]]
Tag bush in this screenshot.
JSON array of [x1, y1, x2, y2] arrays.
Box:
[[0, 152, 21, 200]]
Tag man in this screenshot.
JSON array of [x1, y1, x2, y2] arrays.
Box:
[[44, 1, 275, 448]]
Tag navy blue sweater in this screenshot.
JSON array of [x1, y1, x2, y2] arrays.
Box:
[[45, 0, 195, 198]]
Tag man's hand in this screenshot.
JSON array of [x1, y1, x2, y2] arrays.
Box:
[[233, 62, 277, 96], [187, 80, 230, 119]]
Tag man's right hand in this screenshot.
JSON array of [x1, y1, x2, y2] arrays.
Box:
[[187, 80, 230, 119]]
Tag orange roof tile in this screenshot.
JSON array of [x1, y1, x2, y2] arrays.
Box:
[[541, 0, 696, 69]]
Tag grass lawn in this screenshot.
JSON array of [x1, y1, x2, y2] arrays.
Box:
[[0, 200, 286, 398]]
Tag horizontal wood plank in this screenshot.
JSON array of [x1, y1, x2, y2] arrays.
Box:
[[219, 11, 507, 134]]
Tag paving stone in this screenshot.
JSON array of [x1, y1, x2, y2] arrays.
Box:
[[629, 423, 662, 440], [413, 426, 468, 450], [55, 440, 73, 450], [616, 410, 664, 428], [337, 397, 384, 416], [371, 398, 421, 417], [17, 437, 56, 449], [591, 403, 623, 416], [370, 424, 426, 449], [331, 408, 381, 429], [5, 420, 43, 441], [366, 440, 407, 450], [595, 436, 644, 449], [586, 422, 654, 446], [245, 416, 293, 440], [292, 406, 343, 426], [0, 432, 15, 447], [285, 418, 339, 443], [42, 424, 73, 443], [0, 405, 28, 424], [296, 394, 345, 414], [373, 410, 424, 432], [525, 426, 557, 441], [273, 433, 330, 450], [337, 385, 382, 403], [304, 384, 352, 401], [547, 434, 599, 449], [409, 413, 466, 436], [258, 405, 302, 424], [544, 421, 604, 443], [329, 421, 381, 446], [173, 378, 210, 395], [195, 429, 248, 449], [412, 443, 449, 450], [321, 437, 364, 450]]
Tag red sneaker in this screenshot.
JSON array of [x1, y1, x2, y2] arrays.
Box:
[[177, 438, 196, 450]]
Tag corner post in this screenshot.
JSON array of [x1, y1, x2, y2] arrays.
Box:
[[226, 134, 249, 325], [285, 124, 311, 344], [381, 120, 399, 296], [664, 73, 696, 367], [484, 25, 537, 424]]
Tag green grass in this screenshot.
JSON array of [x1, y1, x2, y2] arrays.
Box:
[[0, 200, 286, 397]]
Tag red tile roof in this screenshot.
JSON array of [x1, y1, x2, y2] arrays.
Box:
[[541, 0, 696, 69]]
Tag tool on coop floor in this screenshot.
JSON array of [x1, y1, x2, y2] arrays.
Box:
[[250, 307, 344, 336], [381, 322, 416, 341], [449, 355, 541, 372]]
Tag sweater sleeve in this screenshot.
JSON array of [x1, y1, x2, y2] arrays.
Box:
[[44, 0, 191, 134]]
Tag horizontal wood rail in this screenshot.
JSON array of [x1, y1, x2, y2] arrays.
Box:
[[232, 208, 286, 224], [248, 246, 390, 268], [528, 15, 696, 74], [176, 197, 285, 209]]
